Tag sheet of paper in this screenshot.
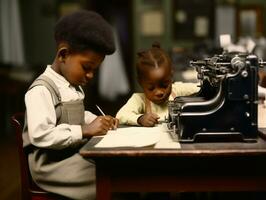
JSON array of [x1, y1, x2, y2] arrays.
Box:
[[95, 126, 161, 148], [258, 104, 266, 128], [154, 124, 181, 149], [94, 124, 180, 149]]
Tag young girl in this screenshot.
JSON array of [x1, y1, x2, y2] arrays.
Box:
[[23, 10, 118, 200], [116, 43, 199, 127]]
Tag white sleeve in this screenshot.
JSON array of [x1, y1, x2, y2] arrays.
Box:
[[115, 93, 145, 125], [84, 111, 97, 124], [25, 86, 83, 150]]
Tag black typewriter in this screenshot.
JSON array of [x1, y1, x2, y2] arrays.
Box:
[[167, 52, 266, 143]]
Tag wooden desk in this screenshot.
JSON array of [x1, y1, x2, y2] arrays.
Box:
[[80, 129, 266, 200]]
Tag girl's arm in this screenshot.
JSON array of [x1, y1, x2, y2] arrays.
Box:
[[116, 93, 145, 126]]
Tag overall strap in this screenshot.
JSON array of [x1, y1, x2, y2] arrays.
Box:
[[29, 75, 62, 121]]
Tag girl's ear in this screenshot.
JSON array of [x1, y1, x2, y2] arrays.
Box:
[[58, 47, 69, 62]]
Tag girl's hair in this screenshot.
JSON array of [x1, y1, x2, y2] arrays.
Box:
[[54, 10, 115, 55], [136, 42, 171, 79]]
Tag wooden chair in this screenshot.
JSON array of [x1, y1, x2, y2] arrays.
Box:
[[11, 112, 67, 200]]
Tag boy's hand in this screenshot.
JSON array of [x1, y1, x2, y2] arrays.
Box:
[[137, 113, 159, 127], [82, 115, 119, 137], [112, 117, 119, 130]]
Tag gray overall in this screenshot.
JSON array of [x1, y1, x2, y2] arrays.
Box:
[[23, 75, 95, 200]]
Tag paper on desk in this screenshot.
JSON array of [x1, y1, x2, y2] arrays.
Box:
[[94, 124, 180, 149], [258, 104, 266, 128], [154, 124, 181, 149], [95, 126, 161, 147]]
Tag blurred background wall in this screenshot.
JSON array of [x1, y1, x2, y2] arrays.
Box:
[[1, 0, 266, 199]]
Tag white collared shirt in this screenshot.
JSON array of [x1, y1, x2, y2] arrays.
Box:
[[25, 65, 97, 149]]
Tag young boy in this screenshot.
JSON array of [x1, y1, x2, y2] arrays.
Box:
[[116, 43, 199, 127], [23, 10, 118, 200]]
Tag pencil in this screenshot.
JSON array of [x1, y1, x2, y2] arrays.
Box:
[[96, 105, 106, 116]]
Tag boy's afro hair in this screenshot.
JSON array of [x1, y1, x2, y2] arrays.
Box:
[[54, 10, 115, 55]]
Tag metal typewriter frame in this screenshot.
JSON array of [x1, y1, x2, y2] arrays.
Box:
[[167, 53, 266, 143]]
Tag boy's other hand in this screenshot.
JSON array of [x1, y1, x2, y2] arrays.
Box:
[[137, 113, 159, 127], [82, 115, 117, 137]]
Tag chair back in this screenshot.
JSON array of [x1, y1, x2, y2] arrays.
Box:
[[11, 112, 31, 200], [11, 113, 63, 200]]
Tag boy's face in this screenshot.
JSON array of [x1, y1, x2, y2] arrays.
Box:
[[139, 65, 172, 105], [60, 49, 105, 86]]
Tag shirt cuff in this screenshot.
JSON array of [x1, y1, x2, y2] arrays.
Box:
[[129, 114, 143, 126], [70, 125, 83, 142]]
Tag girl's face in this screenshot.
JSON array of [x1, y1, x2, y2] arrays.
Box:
[[57, 49, 105, 86], [139, 65, 172, 105]]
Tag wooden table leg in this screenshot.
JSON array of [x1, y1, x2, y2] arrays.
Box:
[[96, 166, 111, 200]]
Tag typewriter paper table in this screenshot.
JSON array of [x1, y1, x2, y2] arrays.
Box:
[[80, 129, 266, 200]]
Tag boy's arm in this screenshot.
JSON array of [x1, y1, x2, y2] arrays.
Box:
[[116, 93, 145, 126], [25, 86, 83, 150]]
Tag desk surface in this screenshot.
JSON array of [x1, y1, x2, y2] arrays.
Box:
[[80, 128, 266, 158], [81, 105, 266, 158]]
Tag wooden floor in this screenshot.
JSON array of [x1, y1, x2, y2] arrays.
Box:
[[0, 135, 21, 200]]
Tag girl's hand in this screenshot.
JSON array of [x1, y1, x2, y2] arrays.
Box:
[[137, 113, 159, 127], [82, 115, 118, 137]]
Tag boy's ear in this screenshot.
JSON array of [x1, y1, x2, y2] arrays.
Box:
[[58, 47, 69, 62]]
